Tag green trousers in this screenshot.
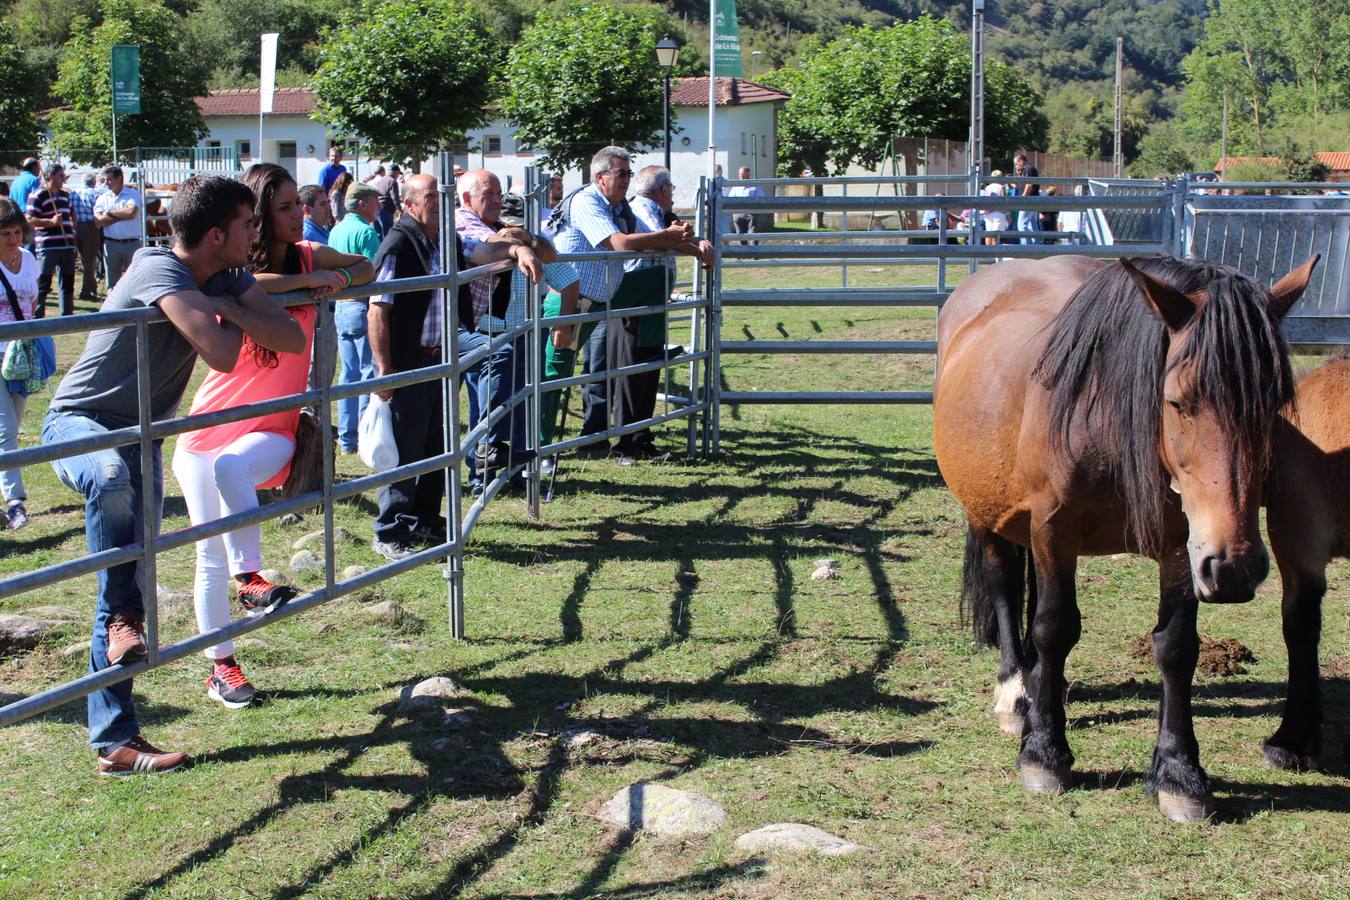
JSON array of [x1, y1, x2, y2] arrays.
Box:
[[540, 291, 597, 445]]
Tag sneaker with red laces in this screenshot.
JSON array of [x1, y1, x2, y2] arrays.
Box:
[[235, 572, 296, 617], [206, 656, 257, 709], [97, 735, 187, 776], [106, 613, 147, 666]]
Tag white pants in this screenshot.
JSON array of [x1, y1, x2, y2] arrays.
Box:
[[172, 431, 294, 660]]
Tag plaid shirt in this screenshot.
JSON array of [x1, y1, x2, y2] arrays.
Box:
[[373, 234, 482, 347], [455, 208, 578, 332], [552, 185, 628, 304], [70, 186, 105, 223]]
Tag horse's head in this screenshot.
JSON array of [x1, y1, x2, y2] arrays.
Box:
[[1123, 256, 1318, 602]]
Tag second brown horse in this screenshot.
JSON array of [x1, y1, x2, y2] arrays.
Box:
[[934, 253, 1317, 822]]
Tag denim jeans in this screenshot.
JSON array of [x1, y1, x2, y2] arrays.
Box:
[[36, 246, 75, 318], [335, 300, 375, 451], [476, 332, 527, 450], [1017, 210, 1043, 245], [579, 316, 610, 439], [43, 410, 163, 749]]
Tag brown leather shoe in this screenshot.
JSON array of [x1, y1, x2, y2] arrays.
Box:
[[97, 735, 187, 776], [106, 613, 147, 666]]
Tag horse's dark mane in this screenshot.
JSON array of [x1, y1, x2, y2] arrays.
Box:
[[1031, 255, 1293, 558]]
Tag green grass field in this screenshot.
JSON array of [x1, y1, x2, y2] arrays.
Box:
[[1, 259, 1347, 898]]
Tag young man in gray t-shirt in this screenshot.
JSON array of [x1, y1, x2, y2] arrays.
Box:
[[42, 175, 304, 776]]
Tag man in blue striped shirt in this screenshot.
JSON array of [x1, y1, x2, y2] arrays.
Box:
[[26, 164, 77, 317], [550, 146, 689, 448]]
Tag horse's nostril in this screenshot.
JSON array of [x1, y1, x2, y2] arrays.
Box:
[[1199, 554, 1220, 589]]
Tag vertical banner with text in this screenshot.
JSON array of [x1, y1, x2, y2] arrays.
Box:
[[713, 0, 744, 77], [111, 45, 141, 115]]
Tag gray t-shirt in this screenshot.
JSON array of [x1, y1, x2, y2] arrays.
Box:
[[49, 246, 256, 428]]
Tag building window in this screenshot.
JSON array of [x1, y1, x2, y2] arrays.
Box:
[[740, 132, 747, 154], [236, 139, 251, 160], [485, 135, 502, 154], [279, 141, 297, 159], [762, 134, 768, 157]]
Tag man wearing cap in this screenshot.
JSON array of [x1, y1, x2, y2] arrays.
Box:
[[93, 165, 143, 289], [329, 181, 383, 453], [455, 169, 578, 486]]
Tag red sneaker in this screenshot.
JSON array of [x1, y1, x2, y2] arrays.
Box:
[[97, 735, 187, 776], [106, 613, 147, 666], [206, 656, 257, 709], [235, 572, 297, 616]]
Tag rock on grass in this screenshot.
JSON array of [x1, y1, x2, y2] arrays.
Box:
[[599, 783, 725, 837], [398, 676, 462, 713], [735, 823, 868, 856], [0, 615, 48, 652]]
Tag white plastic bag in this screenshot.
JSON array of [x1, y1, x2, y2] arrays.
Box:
[[358, 395, 398, 471]]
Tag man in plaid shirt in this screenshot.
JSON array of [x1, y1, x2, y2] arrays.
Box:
[[455, 169, 577, 483], [70, 171, 107, 302]]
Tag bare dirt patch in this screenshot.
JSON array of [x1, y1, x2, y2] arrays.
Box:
[[1127, 634, 1256, 676]]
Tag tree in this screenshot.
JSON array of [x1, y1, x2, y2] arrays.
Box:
[[1130, 122, 1195, 177], [311, 0, 498, 164], [0, 23, 44, 164], [762, 17, 1048, 178], [188, 0, 346, 88], [49, 0, 212, 163], [500, 1, 682, 176]]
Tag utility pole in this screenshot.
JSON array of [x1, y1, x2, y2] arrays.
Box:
[[968, 1, 985, 176], [1113, 37, 1124, 178], [1221, 88, 1229, 167]]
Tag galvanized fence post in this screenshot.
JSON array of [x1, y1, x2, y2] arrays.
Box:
[[134, 318, 159, 663], [440, 150, 467, 639], [525, 165, 543, 520]]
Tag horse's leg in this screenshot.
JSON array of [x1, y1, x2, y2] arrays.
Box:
[[963, 525, 1030, 735], [1147, 548, 1214, 823], [1018, 517, 1080, 794], [1264, 555, 1326, 770]]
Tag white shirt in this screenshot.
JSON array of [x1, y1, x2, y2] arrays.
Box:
[[94, 187, 143, 240], [0, 249, 39, 356], [980, 183, 1009, 231]]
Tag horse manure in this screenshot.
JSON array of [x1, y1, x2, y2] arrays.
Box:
[[1128, 634, 1255, 677]]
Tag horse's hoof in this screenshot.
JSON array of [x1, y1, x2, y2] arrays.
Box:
[[998, 712, 1025, 737], [1158, 790, 1216, 824], [1262, 744, 1314, 771], [1020, 763, 1071, 795]]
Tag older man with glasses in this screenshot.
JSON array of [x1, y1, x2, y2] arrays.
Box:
[[546, 146, 689, 454]]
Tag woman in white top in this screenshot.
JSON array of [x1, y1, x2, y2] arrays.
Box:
[[0, 199, 38, 529], [980, 170, 1010, 246]]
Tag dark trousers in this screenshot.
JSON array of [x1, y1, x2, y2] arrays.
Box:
[[374, 372, 445, 544], [75, 221, 100, 298], [36, 247, 76, 318], [578, 316, 610, 439], [608, 313, 661, 453]]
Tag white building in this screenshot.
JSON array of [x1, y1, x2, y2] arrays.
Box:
[[193, 77, 788, 210]]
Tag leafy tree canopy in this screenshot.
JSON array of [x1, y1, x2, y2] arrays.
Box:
[[762, 17, 1048, 177], [0, 21, 43, 166], [311, 0, 498, 164], [500, 1, 684, 176], [49, 0, 212, 163]]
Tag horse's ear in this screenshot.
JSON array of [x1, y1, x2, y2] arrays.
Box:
[[1121, 258, 1201, 332], [1269, 254, 1321, 321]]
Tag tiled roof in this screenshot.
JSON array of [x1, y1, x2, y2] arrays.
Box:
[[1217, 153, 1350, 173], [670, 77, 790, 107], [196, 87, 317, 118]]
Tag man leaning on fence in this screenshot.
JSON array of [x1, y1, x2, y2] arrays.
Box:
[[366, 174, 544, 562], [546, 147, 690, 456], [42, 175, 306, 776]]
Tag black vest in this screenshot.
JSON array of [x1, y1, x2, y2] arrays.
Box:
[[372, 217, 473, 372]]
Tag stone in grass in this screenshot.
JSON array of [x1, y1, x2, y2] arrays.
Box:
[[23, 605, 80, 623], [156, 584, 191, 609], [398, 675, 462, 713], [290, 550, 322, 575], [364, 600, 405, 625], [279, 512, 304, 526], [259, 569, 291, 587], [734, 823, 868, 857], [600, 783, 726, 838], [0, 615, 48, 652], [292, 528, 353, 551], [236, 637, 274, 652], [812, 558, 838, 569], [811, 564, 838, 581], [61, 640, 92, 658], [342, 565, 367, 580]]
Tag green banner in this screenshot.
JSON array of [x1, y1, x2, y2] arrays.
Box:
[[713, 0, 744, 77], [111, 45, 141, 115]]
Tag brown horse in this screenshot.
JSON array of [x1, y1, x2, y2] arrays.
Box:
[[1264, 355, 1350, 770], [934, 253, 1317, 822]]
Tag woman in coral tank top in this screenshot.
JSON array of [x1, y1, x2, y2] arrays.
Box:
[[172, 163, 373, 708]]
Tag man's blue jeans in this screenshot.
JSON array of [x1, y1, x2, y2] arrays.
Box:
[[335, 300, 375, 451], [42, 410, 163, 749], [476, 331, 528, 449], [1017, 210, 1043, 245]]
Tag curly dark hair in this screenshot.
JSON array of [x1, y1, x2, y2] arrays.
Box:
[[239, 162, 301, 369]]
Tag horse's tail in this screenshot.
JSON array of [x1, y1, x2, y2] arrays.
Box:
[[961, 523, 1030, 649]]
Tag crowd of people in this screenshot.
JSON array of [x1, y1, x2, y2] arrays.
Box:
[[5, 144, 708, 775]]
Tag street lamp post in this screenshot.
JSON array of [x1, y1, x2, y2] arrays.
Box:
[[656, 35, 680, 171]]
